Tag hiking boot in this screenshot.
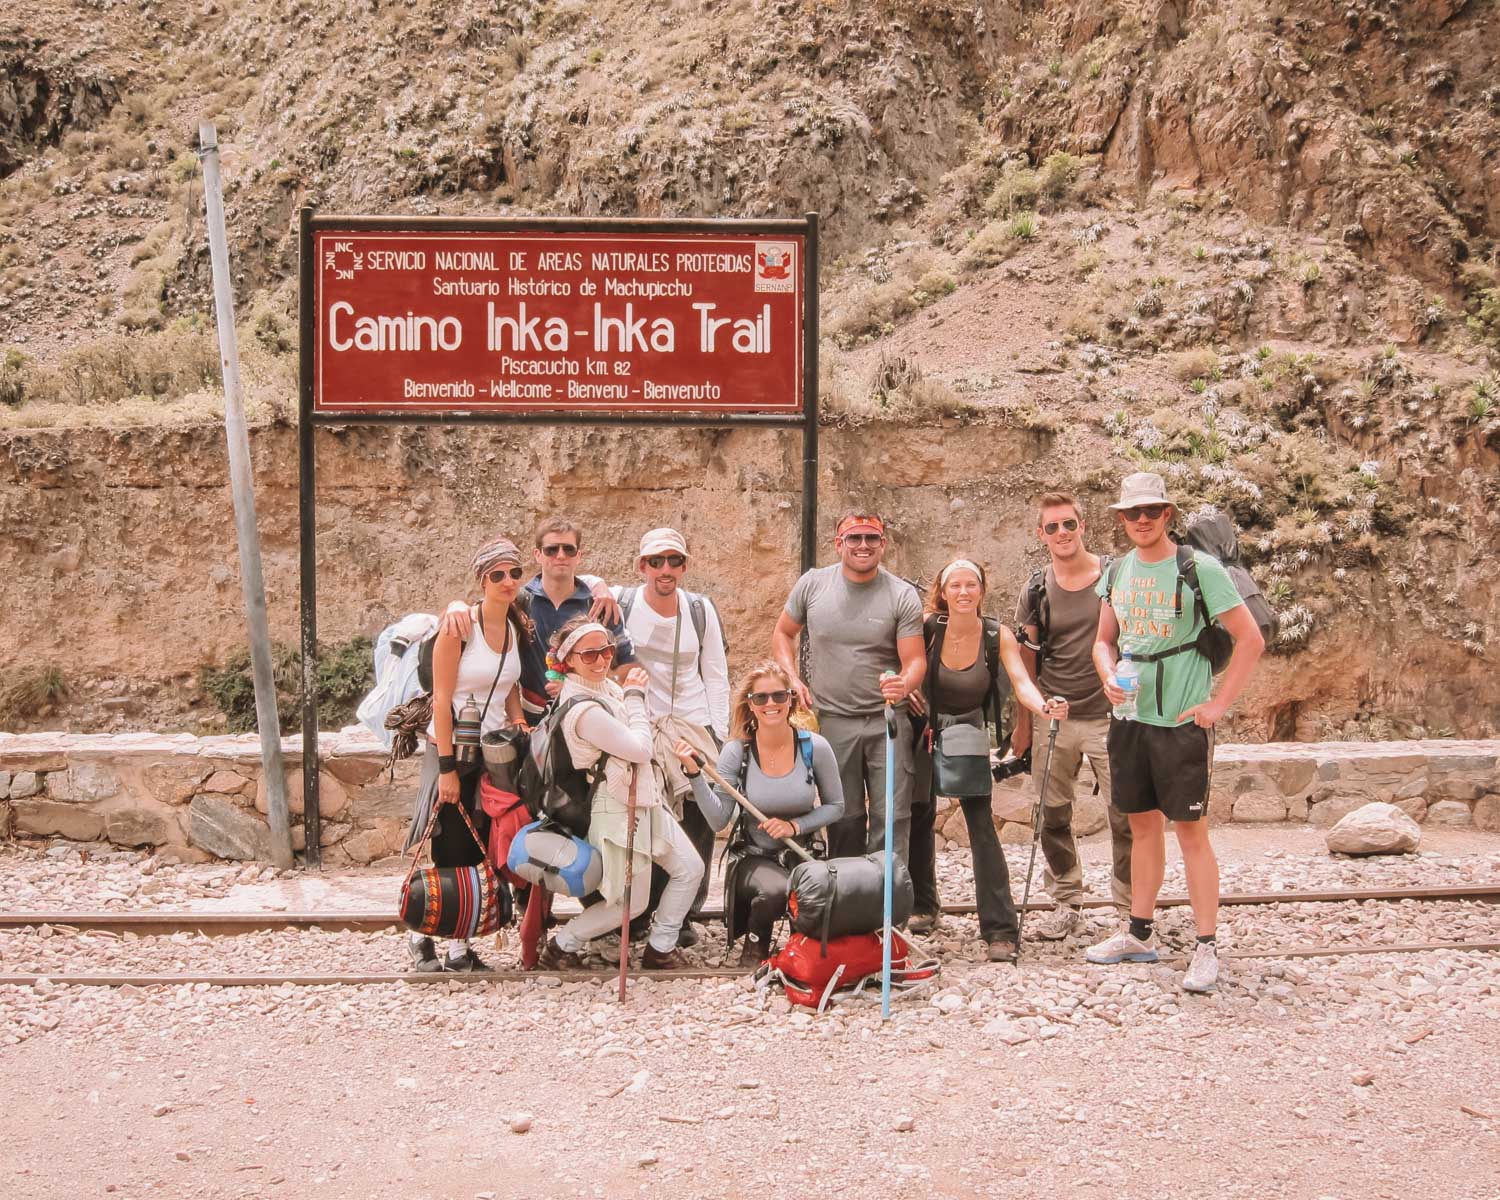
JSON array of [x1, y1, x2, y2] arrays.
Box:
[[442, 947, 492, 973], [1084, 926, 1159, 964], [406, 935, 442, 974], [736, 936, 770, 969], [1182, 941, 1220, 994], [985, 938, 1018, 964], [537, 937, 583, 971], [907, 911, 940, 936], [1032, 904, 1086, 941], [677, 921, 703, 949], [641, 944, 691, 970]]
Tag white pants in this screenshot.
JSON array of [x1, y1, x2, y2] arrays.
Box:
[[554, 815, 703, 955]]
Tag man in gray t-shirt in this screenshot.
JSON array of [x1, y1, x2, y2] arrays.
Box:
[[773, 511, 926, 864]]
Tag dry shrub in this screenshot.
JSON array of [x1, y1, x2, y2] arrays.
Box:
[[983, 160, 1040, 217], [960, 221, 1017, 271], [1040, 151, 1081, 198], [827, 278, 918, 346], [1168, 348, 1219, 382], [18, 320, 221, 408]]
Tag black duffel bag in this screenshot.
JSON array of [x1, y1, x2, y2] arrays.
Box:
[[787, 853, 914, 944]]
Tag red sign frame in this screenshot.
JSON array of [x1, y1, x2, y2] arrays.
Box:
[[310, 227, 806, 416]]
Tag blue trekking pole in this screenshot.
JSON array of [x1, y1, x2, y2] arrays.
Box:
[[880, 678, 898, 1020]]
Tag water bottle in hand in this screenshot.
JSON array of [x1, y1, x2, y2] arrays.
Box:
[[1114, 650, 1140, 721]]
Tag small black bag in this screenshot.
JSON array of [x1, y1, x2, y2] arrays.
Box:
[[931, 717, 992, 798]]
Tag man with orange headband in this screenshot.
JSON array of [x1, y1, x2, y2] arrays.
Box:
[[773, 510, 926, 864]]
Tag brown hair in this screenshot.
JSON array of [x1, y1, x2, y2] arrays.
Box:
[[729, 660, 801, 742], [923, 558, 988, 616], [548, 614, 607, 669], [534, 516, 583, 549], [1036, 491, 1082, 524]]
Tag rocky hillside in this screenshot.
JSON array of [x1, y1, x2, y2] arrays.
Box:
[[1, 0, 1497, 740]]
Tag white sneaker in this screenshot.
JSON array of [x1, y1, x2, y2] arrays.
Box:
[[1032, 904, 1087, 941], [1084, 926, 1159, 964], [1182, 941, 1219, 993]]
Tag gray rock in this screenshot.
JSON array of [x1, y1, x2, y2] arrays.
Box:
[[189, 794, 273, 861], [69, 761, 121, 802], [1325, 802, 1421, 856], [105, 806, 177, 848], [0, 770, 10, 796], [1425, 800, 1473, 827]]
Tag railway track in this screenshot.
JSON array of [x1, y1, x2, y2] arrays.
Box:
[[0, 882, 1496, 989]]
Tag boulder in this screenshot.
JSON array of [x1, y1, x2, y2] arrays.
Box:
[[256, 769, 306, 817], [12, 799, 107, 842], [104, 804, 179, 848], [10, 771, 39, 798], [1425, 800, 1473, 827], [1325, 802, 1421, 856], [189, 794, 273, 861], [1232, 793, 1287, 823], [69, 761, 123, 802], [1474, 795, 1500, 833], [141, 761, 205, 805], [201, 770, 250, 794], [323, 754, 386, 787], [1308, 795, 1370, 828]]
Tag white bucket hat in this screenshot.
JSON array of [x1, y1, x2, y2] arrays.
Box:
[[638, 527, 688, 558], [1109, 472, 1173, 510]]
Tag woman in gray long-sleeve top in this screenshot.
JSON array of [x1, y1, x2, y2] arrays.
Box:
[[674, 661, 844, 968]]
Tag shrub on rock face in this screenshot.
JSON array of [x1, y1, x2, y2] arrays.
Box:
[[1325, 801, 1421, 856]]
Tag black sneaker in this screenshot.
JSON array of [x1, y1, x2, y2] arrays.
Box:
[[442, 947, 493, 973], [406, 936, 442, 973]]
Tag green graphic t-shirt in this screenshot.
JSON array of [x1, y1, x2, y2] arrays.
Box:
[[1097, 548, 1243, 727]]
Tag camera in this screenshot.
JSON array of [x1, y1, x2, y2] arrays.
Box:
[[991, 748, 1032, 781]]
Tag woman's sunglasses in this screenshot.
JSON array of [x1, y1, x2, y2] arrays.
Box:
[[1042, 518, 1079, 535], [486, 566, 525, 582], [645, 554, 686, 569], [747, 690, 791, 707], [571, 642, 616, 665]]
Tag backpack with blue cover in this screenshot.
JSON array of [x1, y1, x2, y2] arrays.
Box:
[[506, 821, 603, 898]]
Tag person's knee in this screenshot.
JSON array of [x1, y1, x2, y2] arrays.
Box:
[[1128, 810, 1165, 838]]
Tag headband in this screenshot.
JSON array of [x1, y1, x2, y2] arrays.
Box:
[[472, 537, 522, 582], [836, 514, 885, 538], [939, 559, 984, 588], [555, 622, 611, 661]]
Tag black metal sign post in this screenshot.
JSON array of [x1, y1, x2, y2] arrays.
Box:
[[297, 211, 819, 865]]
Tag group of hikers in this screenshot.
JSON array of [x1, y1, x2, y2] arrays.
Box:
[[402, 470, 1265, 995]]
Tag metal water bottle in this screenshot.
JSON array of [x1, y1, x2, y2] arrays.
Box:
[[454, 693, 482, 769]]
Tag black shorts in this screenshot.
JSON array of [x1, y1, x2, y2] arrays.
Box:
[[1107, 719, 1214, 822]]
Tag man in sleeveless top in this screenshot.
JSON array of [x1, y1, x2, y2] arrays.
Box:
[[772, 511, 926, 865], [1013, 491, 1132, 940], [614, 527, 730, 944]]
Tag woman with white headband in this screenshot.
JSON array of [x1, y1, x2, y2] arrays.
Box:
[[537, 615, 704, 970], [907, 556, 1068, 962]]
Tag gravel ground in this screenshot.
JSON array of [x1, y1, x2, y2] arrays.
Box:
[[2, 829, 1498, 1198]]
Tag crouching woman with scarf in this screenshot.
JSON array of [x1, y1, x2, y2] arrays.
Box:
[[538, 616, 704, 970]]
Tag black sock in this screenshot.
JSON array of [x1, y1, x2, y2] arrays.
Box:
[[1196, 933, 1216, 945], [1128, 916, 1154, 942]]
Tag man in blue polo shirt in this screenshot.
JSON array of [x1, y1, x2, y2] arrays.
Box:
[[441, 516, 633, 718]]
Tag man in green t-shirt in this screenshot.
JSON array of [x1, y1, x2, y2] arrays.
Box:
[[1085, 473, 1264, 993]]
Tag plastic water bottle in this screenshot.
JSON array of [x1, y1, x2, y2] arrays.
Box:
[[1114, 650, 1140, 721]]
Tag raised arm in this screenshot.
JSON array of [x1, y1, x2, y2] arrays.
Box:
[[772, 610, 812, 709], [573, 687, 654, 764], [686, 738, 745, 832], [700, 600, 732, 741]]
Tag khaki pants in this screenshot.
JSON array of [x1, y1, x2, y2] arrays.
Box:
[[1035, 716, 1132, 912]]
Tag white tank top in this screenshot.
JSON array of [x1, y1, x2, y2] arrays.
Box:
[[426, 612, 521, 739]]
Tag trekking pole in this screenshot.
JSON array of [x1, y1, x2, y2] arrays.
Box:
[[1016, 703, 1063, 961], [617, 765, 640, 1002], [689, 752, 814, 862], [881, 693, 898, 1021]]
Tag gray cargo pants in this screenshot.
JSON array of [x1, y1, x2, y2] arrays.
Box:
[[817, 710, 914, 868]]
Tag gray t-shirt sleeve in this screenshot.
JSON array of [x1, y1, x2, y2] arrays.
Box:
[[792, 733, 845, 835], [1014, 579, 1038, 630], [783, 570, 816, 626], [688, 738, 744, 832], [894, 581, 923, 640]]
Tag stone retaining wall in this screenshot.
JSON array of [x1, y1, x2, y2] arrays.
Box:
[[1, 731, 1497, 863]]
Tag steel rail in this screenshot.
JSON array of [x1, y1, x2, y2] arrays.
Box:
[[2, 884, 1496, 936], [1, 940, 1496, 990]]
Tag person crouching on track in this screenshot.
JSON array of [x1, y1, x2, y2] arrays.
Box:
[[907, 558, 1068, 962], [403, 535, 529, 973], [538, 617, 703, 971], [673, 662, 844, 967]]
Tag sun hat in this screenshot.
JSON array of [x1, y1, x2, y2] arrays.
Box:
[[1108, 472, 1173, 510], [638, 527, 688, 558]]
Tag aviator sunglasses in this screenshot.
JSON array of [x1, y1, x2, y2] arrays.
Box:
[[571, 642, 616, 665], [1119, 505, 1167, 522], [747, 689, 792, 707], [1042, 518, 1080, 535], [486, 566, 526, 582], [540, 542, 579, 557], [645, 554, 686, 569], [841, 533, 884, 547]]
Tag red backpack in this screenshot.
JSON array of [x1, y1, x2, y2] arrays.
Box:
[[763, 931, 939, 1012]]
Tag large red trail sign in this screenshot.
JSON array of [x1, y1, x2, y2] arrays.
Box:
[[312, 230, 805, 415]]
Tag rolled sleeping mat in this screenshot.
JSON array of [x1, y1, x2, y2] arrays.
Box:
[[786, 853, 914, 940], [506, 820, 603, 899]]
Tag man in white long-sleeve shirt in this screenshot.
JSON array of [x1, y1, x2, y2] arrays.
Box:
[[613, 527, 730, 944]]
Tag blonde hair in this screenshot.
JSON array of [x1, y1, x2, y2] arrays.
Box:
[[729, 660, 800, 741]]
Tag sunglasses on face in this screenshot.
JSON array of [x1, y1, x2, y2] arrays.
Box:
[[747, 690, 791, 707], [645, 554, 686, 569], [841, 533, 884, 547], [1120, 505, 1167, 522], [486, 566, 525, 583], [541, 543, 579, 558], [571, 642, 616, 665], [1042, 518, 1080, 535]]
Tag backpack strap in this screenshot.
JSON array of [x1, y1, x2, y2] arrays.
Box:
[[618, 585, 639, 630], [1024, 567, 1048, 661], [981, 617, 1007, 742], [796, 729, 815, 785], [921, 613, 946, 716]]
